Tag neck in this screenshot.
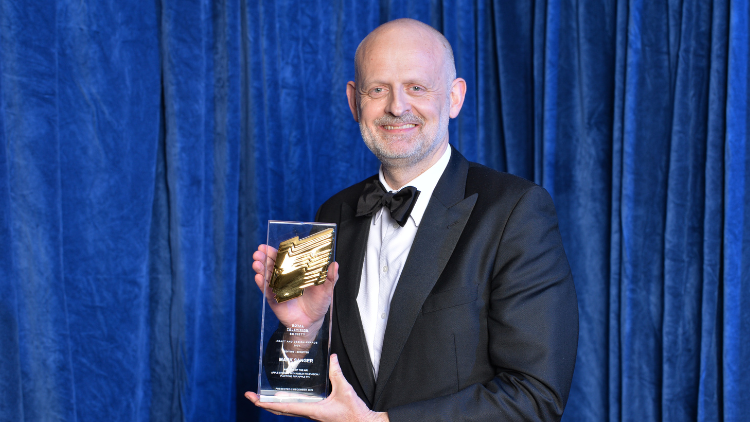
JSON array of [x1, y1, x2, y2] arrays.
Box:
[[381, 143, 448, 190]]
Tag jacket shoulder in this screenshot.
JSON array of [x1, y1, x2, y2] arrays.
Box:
[[466, 162, 541, 197]]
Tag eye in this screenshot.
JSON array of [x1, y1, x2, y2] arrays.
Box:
[[369, 87, 387, 97], [408, 85, 426, 94]]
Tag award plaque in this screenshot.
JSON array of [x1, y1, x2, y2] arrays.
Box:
[[258, 221, 336, 402]]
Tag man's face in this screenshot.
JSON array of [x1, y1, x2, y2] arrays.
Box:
[[347, 30, 460, 170]]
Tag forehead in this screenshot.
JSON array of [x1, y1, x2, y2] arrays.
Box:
[[357, 29, 447, 85]]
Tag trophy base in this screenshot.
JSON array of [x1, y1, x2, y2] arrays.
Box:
[[259, 390, 325, 403]]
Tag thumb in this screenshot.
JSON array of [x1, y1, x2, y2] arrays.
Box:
[[326, 262, 339, 285], [328, 353, 346, 390]]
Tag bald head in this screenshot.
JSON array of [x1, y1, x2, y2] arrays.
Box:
[[354, 19, 456, 86]]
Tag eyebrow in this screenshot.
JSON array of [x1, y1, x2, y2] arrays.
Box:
[[360, 78, 437, 89]]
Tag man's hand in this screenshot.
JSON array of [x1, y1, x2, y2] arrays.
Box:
[[245, 354, 389, 422], [252, 245, 338, 330]]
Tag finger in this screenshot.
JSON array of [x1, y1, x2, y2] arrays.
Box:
[[252, 263, 272, 286], [245, 391, 317, 419], [246, 390, 319, 417], [252, 249, 267, 264], [260, 244, 279, 260], [251, 260, 266, 277], [326, 262, 339, 285], [245, 391, 286, 417], [254, 273, 265, 291], [253, 264, 270, 293], [254, 245, 277, 262], [253, 401, 310, 419], [328, 353, 346, 390], [253, 246, 276, 281], [244, 391, 260, 404]]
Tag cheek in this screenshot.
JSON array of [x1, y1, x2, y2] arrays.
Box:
[[361, 109, 387, 128], [411, 98, 445, 119], [357, 102, 379, 122]]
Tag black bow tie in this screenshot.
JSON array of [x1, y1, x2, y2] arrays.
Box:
[[355, 179, 420, 227]]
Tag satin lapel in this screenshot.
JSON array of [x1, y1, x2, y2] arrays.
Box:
[[334, 201, 376, 403], [373, 149, 477, 406]]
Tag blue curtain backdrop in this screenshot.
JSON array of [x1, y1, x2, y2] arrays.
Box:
[[1, 1, 748, 421]]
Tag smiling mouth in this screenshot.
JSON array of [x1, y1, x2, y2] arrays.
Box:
[[382, 124, 417, 130]]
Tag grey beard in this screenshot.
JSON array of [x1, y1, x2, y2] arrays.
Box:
[[373, 113, 424, 127], [359, 124, 427, 168], [359, 113, 450, 169]]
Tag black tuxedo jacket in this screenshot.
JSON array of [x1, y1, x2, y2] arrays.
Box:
[[316, 147, 578, 421]]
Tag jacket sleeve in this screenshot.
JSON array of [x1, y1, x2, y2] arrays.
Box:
[[387, 186, 579, 422]]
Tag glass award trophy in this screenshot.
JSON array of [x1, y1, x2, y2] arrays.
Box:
[[257, 221, 336, 402]]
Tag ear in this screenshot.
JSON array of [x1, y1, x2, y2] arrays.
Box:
[[346, 81, 359, 122], [448, 78, 467, 118]]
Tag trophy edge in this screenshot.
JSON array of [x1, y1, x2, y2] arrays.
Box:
[[257, 220, 338, 401]]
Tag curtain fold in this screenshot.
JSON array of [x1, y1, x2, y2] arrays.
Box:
[[1, 1, 748, 421], [1, 0, 161, 420], [0, 0, 76, 414], [723, 2, 750, 421], [155, 0, 243, 420]]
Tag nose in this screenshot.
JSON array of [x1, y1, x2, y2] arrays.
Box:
[[385, 87, 411, 116]]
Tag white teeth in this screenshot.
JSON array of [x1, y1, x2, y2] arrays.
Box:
[[384, 124, 416, 130]]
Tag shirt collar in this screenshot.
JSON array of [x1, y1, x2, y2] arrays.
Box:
[[377, 146, 452, 227]]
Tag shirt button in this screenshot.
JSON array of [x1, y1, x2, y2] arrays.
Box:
[[382, 266, 388, 273], [393, 223, 399, 229], [381, 313, 386, 319]]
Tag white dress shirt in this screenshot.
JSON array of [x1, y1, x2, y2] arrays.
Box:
[[357, 146, 452, 377]]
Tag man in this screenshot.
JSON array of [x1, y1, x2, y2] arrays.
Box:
[[246, 18, 578, 421]]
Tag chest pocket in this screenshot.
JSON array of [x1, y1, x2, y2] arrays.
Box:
[[421, 285, 478, 314]]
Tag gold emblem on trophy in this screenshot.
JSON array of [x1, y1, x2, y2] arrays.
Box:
[[269, 228, 335, 303]]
